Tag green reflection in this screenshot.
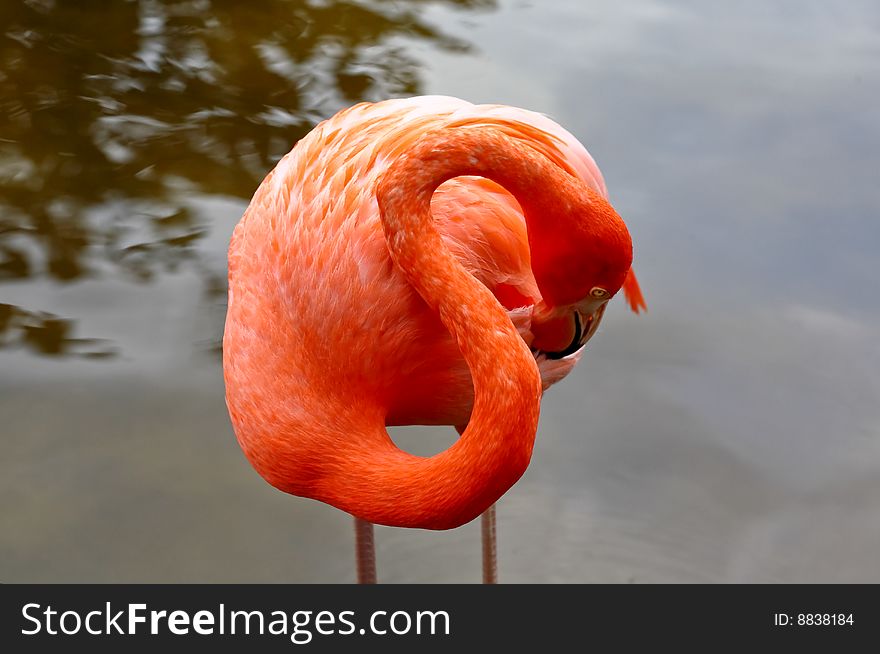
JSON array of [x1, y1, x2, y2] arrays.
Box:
[[0, 0, 495, 356]]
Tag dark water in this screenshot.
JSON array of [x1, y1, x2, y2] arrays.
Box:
[[2, 0, 879, 582]]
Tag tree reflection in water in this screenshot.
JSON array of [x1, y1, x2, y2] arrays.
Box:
[[0, 303, 116, 357], [0, 0, 495, 356]]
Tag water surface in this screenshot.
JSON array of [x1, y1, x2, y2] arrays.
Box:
[[2, 0, 879, 582]]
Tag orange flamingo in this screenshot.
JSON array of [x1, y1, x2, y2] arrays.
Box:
[[223, 96, 644, 583]]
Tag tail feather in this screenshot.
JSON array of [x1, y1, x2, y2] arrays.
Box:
[[622, 268, 647, 314]]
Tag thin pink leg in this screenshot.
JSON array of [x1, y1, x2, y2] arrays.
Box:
[[354, 517, 377, 584], [456, 423, 499, 584], [481, 504, 498, 584]]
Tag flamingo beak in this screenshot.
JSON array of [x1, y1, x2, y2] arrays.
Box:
[[529, 301, 607, 360], [578, 302, 607, 347]]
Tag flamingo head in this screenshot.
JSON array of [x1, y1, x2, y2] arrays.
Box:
[[526, 188, 634, 359]]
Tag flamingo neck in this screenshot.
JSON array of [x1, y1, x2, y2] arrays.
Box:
[[323, 128, 591, 529]]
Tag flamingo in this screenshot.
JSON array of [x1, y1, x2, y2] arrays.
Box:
[[223, 96, 644, 584]]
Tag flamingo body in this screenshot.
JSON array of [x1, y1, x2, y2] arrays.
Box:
[[224, 96, 642, 529]]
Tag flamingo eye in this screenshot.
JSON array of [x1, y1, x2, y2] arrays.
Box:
[[590, 287, 609, 299]]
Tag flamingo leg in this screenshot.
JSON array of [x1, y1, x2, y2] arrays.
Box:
[[354, 517, 377, 584], [454, 423, 499, 584], [481, 504, 498, 584]]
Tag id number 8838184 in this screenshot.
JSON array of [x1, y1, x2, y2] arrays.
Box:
[[773, 613, 854, 626]]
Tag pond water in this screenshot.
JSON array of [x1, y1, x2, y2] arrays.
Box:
[[2, 0, 879, 582]]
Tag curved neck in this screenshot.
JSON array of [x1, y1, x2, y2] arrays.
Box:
[[318, 128, 589, 529]]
